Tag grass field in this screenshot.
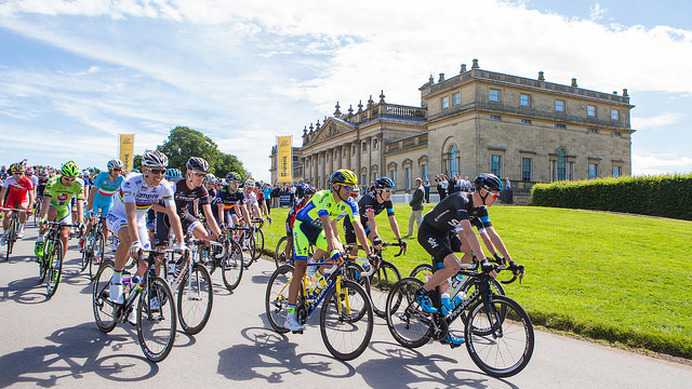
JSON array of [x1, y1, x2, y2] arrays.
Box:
[[260, 202, 692, 359]]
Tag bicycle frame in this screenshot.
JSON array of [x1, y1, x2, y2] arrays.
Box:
[[280, 262, 352, 323]]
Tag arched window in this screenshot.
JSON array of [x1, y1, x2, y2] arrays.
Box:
[[450, 145, 458, 176], [557, 149, 566, 181]]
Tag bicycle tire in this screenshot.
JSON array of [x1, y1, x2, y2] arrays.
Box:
[[274, 236, 292, 268], [369, 261, 401, 318], [344, 262, 371, 307], [80, 231, 94, 272], [89, 232, 106, 281], [241, 231, 256, 268], [265, 264, 294, 334], [465, 294, 534, 377], [319, 279, 374, 361], [137, 277, 176, 363], [385, 277, 432, 349], [409, 263, 434, 283], [458, 276, 506, 325], [92, 260, 118, 333], [37, 240, 50, 283], [45, 239, 64, 298], [5, 217, 17, 261], [252, 228, 264, 260], [222, 240, 243, 290], [177, 263, 213, 335]]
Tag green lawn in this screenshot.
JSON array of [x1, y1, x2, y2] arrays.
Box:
[[262, 203, 692, 358]]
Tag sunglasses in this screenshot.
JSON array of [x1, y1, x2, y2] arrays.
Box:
[[191, 171, 206, 177], [149, 169, 166, 175], [111, 168, 122, 172], [14, 172, 24, 175], [487, 190, 499, 199], [339, 185, 354, 191], [380, 189, 393, 193], [63, 176, 76, 181]]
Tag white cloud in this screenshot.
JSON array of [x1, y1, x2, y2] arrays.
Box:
[[632, 151, 692, 175], [631, 112, 682, 130], [589, 4, 607, 21]]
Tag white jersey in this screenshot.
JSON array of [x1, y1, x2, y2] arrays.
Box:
[[109, 173, 175, 221], [243, 191, 258, 207]]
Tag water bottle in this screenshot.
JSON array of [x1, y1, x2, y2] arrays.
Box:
[[307, 258, 317, 278], [356, 257, 372, 275], [34, 236, 45, 257], [452, 291, 465, 308], [440, 293, 452, 315], [167, 261, 177, 282]]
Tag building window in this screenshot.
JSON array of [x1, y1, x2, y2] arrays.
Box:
[[449, 145, 458, 176], [521, 119, 532, 125], [613, 165, 622, 178], [452, 92, 461, 106], [521, 158, 532, 182], [557, 149, 566, 181], [589, 163, 598, 179], [490, 115, 502, 121], [390, 169, 397, 186], [588, 128, 598, 134], [441, 96, 450, 109], [372, 171, 378, 183], [362, 142, 367, 152], [489, 88, 500, 102], [422, 164, 428, 181], [612, 131, 621, 137], [362, 173, 367, 185], [520, 94, 531, 107], [373, 138, 378, 150], [611, 109, 620, 121], [555, 100, 565, 112], [491, 155, 502, 178], [587, 105, 596, 117], [406, 167, 412, 190], [556, 124, 566, 129]]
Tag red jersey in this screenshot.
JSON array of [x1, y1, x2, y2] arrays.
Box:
[[3, 175, 34, 204]]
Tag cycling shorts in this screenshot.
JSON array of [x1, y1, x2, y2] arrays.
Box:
[[343, 217, 371, 245], [154, 212, 201, 247], [292, 220, 327, 261], [93, 197, 114, 216], [417, 221, 462, 269], [49, 203, 73, 224], [106, 211, 151, 249], [4, 196, 28, 211]]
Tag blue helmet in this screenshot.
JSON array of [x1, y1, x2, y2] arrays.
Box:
[[165, 168, 182, 179], [474, 173, 503, 193]]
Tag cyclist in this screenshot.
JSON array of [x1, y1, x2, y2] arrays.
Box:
[[153, 157, 221, 252], [1, 163, 36, 241], [344, 176, 406, 257], [203, 174, 217, 198], [36, 161, 84, 262], [212, 172, 251, 230], [242, 179, 264, 223], [106, 150, 188, 305], [36, 171, 50, 198], [415, 173, 504, 347], [285, 169, 378, 333], [82, 159, 125, 252], [280, 186, 316, 262]]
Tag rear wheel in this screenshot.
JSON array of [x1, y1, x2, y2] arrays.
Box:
[[385, 277, 432, 349], [137, 277, 176, 363], [274, 236, 293, 268], [4, 217, 17, 261], [92, 260, 118, 333], [89, 233, 106, 280], [252, 228, 264, 260], [222, 241, 243, 290], [265, 264, 294, 333], [368, 261, 401, 318], [409, 263, 433, 283], [465, 295, 534, 377], [241, 231, 256, 268], [177, 263, 213, 335], [45, 240, 64, 298]]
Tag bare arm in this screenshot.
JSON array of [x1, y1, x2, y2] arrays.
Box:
[[202, 203, 221, 238], [86, 185, 97, 212], [388, 214, 402, 240], [352, 218, 373, 256], [485, 226, 513, 262]]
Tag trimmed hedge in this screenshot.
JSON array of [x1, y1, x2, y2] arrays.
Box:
[[530, 174, 692, 220]]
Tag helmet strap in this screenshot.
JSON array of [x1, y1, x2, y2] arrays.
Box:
[[333, 184, 347, 202]]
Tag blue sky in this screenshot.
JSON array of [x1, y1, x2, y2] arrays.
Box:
[[1, 0, 691, 181]]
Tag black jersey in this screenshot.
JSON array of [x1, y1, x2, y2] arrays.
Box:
[[212, 188, 246, 213], [357, 192, 394, 226], [422, 191, 491, 233], [172, 179, 210, 217]]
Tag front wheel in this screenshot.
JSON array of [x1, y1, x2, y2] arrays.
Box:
[[385, 277, 432, 349], [265, 264, 295, 334], [89, 233, 106, 280], [177, 264, 213, 335], [274, 236, 292, 268], [92, 260, 118, 333], [4, 218, 17, 261], [465, 295, 534, 377], [320, 279, 374, 361], [137, 277, 176, 363], [368, 261, 401, 318], [221, 240, 243, 291], [252, 228, 264, 260], [241, 232, 256, 268], [45, 239, 64, 298]]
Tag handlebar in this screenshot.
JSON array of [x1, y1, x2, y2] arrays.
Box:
[[460, 259, 525, 285]]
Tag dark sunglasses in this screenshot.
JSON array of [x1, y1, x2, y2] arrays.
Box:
[[149, 169, 166, 175], [191, 172, 206, 177], [380, 189, 393, 193], [339, 185, 354, 191], [111, 168, 122, 172]]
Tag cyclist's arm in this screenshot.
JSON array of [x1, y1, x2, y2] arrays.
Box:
[[27, 187, 36, 210], [484, 226, 513, 263], [0, 186, 6, 207], [366, 211, 379, 241], [76, 198, 84, 226], [202, 202, 221, 238], [39, 194, 51, 219], [163, 203, 185, 244], [217, 203, 225, 226], [387, 213, 403, 240], [321, 214, 342, 254], [458, 219, 486, 261], [351, 217, 373, 256], [250, 201, 262, 219], [150, 203, 167, 213], [239, 203, 251, 226], [478, 229, 497, 256]]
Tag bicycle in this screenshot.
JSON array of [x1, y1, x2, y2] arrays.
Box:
[[265, 256, 374, 361], [162, 239, 214, 335], [250, 217, 265, 260], [92, 248, 178, 363], [194, 235, 244, 291], [227, 225, 256, 268], [274, 235, 316, 268], [36, 221, 79, 298], [80, 213, 107, 280], [385, 261, 532, 377], [2, 208, 25, 262], [32, 198, 42, 227]]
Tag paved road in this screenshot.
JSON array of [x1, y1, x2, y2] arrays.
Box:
[[1, 225, 690, 388]]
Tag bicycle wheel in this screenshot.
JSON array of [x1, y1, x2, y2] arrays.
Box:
[[265, 264, 294, 334], [177, 263, 213, 335], [458, 277, 506, 325], [385, 277, 432, 349], [369, 261, 401, 318], [5, 217, 17, 261], [320, 279, 374, 361], [80, 231, 94, 272], [89, 232, 106, 280], [274, 236, 292, 268], [137, 277, 176, 363], [45, 239, 64, 298], [409, 263, 434, 283], [92, 260, 118, 333], [465, 295, 534, 377], [222, 240, 244, 290], [252, 228, 264, 260], [344, 262, 371, 300], [37, 240, 50, 283], [241, 231, 256, 268]]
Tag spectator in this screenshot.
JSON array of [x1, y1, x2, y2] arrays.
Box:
[[503, 177, 513, 204], [404, 178, 425, 238], [424, 179, 431, 203]]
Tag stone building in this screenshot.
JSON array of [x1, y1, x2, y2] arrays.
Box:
[[269, 59, 634, 203]]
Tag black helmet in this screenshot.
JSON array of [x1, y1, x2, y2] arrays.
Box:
[[374, 177, 395, 189], [304, 186, 317, 195], [186, 157, 210, 173], [474, 173, 503, 193]]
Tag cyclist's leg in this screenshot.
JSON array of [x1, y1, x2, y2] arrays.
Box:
[[55, 205, 72, 260], [284, 220, 293, 258], [343, 218, 357, 257]]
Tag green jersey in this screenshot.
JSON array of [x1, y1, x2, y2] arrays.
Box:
[[295, 190, 358, 228], [44, 175, 85, 209]]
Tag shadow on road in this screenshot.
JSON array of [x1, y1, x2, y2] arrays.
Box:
[[0, 322, 159, 388], [217, 326, 356, 383]]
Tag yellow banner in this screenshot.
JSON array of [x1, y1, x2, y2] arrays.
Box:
[[277, 136, 292, 183], [119, 134, 135, 172]]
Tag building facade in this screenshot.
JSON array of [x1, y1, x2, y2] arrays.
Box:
[[269, 60, 634, 203]]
